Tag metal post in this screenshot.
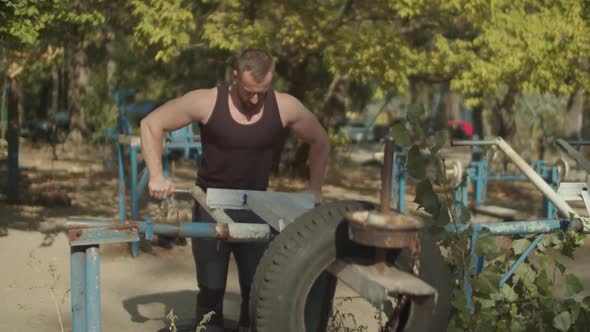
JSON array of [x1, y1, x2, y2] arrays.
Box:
[[131, 145, 139, 220], [70, 246, 86, 332], [162, 149, 169, 179], [116, 142, 126, 221], [543, 167, 559, 219], [381, 140, 395, 212], [452, 186, 465, 226], [85, 246, 101, 332], [395, 154, 406, 212], [474, 161, 486, 205], [130, 146, 140, 256]]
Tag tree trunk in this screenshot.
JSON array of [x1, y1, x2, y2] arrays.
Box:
[[6, 76, 19, 203], [49, 63, 59, 117], [272, 56, 310, 175], [444, 91, 461, 122], [67, 39, 90, 141], [1, 77, 7, 140], [16, 81, 24, 128], [472, 103, 484, 139], [494, 88, 518, 139], [315, 74, 346, 128], [563, 89, 584, 139]]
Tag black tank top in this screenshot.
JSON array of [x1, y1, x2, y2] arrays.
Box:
[[197, 85, 284, 191]]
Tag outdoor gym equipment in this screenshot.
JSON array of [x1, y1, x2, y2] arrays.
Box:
[[389, 137, 589, 311], [391, 140, 563, 220], [103, 89, 202, 256], [553, 139, 590, 176], [450, 137, 590, 308], [66, 136, 590, 331], [66, 140, 454, 332], [459, 143, 562, 219]]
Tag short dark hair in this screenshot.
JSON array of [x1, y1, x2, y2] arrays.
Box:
[[236, 49, 274, 82]]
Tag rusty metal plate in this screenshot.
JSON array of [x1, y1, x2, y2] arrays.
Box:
[[68, 224, 140, 246], [346, 210, 423, 248]]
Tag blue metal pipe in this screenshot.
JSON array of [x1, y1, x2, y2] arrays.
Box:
[[396, 155, 406, 213], [130, 146, 140, 256], [499, 234, 545, 288], [70, 246, 86, 332], [66, 219, 271, 242], [130, 146, 139, 220], [85, 246, 101, 332], [116, 142, 126, 221], [137, 167, 149, 205], [445, 219, 570, 236]]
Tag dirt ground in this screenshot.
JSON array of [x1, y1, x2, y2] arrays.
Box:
[[1, 141, 590, 332]]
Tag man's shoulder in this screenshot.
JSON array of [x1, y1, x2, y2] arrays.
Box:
[[184, 87, 218, 101], [274, 91, 302, 109]]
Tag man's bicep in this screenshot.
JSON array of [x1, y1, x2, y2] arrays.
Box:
[[143, 91, 205, 132], [289, 110, 327, 144]]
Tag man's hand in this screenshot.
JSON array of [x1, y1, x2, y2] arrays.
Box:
[[148, 176, 175, 200]]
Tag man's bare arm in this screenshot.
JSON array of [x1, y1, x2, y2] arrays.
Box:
[[279, 93, 330, 202], [140, 89, 214, 199]]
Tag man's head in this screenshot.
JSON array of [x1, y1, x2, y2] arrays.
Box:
[[233, 49, 274, 111]]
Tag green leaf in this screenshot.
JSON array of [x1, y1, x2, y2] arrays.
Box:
[[472, 270, 502, 294], [553, 311, 572, 332], [515, 264, 537, 290], [537, 252, 548, 269], [565, 274, 584, 297], [475, 228, 496, 257], [391, 122, 412, 147], [407, 104, 424, 125], [535, 270, 551, 294], [414, 180, 439, 215], [407, 145, 426, 179], [478, 298, 495, 309], [500, 284, 518, 302], [451, 288, 467, 311], [511, 238, 531, 255], [582, 296, 590, 310], [510, 319, 525, 332]]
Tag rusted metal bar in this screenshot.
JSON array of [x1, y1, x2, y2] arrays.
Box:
[[66, 218, 271, 243]]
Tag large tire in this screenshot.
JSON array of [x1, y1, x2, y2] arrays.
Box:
[[250, 200, 452, 332]]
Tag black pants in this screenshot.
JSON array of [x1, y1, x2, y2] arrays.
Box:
[[192, 203, 268, 331]]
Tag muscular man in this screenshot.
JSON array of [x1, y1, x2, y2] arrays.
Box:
[[140, 49, 330, 331]]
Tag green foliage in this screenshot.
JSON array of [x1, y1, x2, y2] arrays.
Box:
[[396, 115, 589, 331], [130, 0, 196, 62]]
